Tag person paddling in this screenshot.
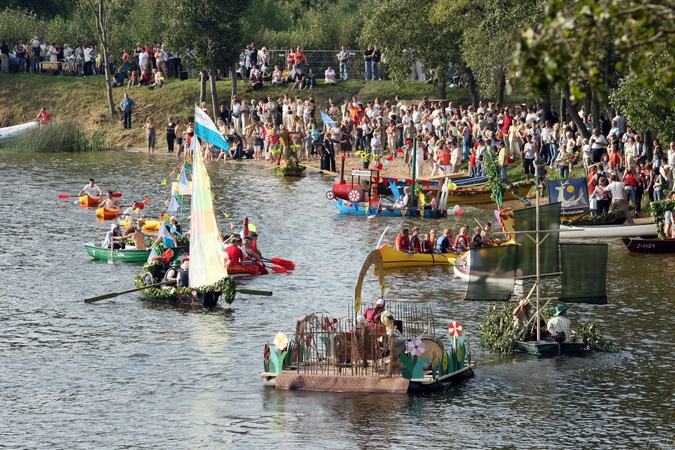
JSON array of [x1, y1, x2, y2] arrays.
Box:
[[101, 190, 121, 209], [79, 178, 102, 197]]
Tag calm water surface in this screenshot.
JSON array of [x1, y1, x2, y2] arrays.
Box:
[[1, 151, 674, 449]]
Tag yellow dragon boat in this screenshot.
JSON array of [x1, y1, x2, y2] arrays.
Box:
[[379, 246, 462, 269]]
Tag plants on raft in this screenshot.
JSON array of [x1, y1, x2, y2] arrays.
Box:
[[561, 208, 628, 227], [478, 303, 618, 354], [134, 273, 237, 304], [649, 199, 675, 239], [274, 157, 306, 175]]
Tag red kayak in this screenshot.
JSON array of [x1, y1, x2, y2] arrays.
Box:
[[227, 262, 260, 276]]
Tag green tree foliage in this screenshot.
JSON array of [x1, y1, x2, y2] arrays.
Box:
[[514, 0, 675, 103], [359, 0, 461, 98], [3, 0, 78, 19], [610, 49, 675, 143]]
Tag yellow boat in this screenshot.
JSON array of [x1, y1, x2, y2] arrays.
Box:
[[379, 246, 462, 269], [118, 218, 163, 232]]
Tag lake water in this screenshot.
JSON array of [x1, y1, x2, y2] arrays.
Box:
[[1, 151, 674, 449]]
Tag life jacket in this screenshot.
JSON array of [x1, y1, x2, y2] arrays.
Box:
[[410, 235, 421, 253], [421, 239, 433, 253], [436, 236, 451, 253], [454, 234, 469, 252], [472, 233, 483, 247], [396, 234, 410, 251]]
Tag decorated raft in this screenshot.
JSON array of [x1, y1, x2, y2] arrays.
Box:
[[260, 249, 474, 393]]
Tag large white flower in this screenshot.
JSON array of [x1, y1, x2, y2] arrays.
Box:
[[274, 332, 288, 350], [407, 338, 425, 357]]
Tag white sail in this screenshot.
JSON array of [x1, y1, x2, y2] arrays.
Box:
[[189, 138, 228, 287]]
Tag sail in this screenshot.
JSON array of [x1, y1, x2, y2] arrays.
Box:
[[513, 202, 561, 277], [189, 137, 228, 287]]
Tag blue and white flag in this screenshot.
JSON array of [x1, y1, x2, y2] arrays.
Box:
[[194, 105, 229, 151], [157, 222, 175, 248], [178, 167, 189, 188], [167, 195, 181, 212], [147, 245, 159, 263], [321, 111, 336, 127]]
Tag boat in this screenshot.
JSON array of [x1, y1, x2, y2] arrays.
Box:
[[514, 340, 587, 356], [133, 107, 237, 307], [379, 245, 461, 269], [260, 249, 474, 393], [332, 197, 448, 218], [96, 206, 122, 220], [559, 223, 656, 239], [79, 194, 102, 207], [0, 121, 39, 144], [621, 237, 675, 253], [119, 218, 162, 232], [84, 243, 151, 264], [446, 182, 532, 205]]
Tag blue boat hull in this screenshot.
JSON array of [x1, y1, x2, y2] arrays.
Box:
[[332, 198, 447, 218]]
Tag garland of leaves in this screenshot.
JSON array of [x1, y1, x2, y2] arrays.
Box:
[[483, 152, 532, 206], [478, 303, 618, 354], [133, 274, 237, 304], [649, 199, 675, 239]]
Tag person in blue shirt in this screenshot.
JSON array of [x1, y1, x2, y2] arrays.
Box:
[[119, 92, 136, 129], [112, 68, 126, 87], [436, 228, 454, 253]]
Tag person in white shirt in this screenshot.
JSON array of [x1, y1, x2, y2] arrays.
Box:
[[547, 304, 572, 341], [79, 178, 102, 197], [606, 173, 634, 224], [589, 128, 609, 163], [324, 65, 336, 85]]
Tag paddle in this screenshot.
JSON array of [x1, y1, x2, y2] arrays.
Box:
[[59, 192, 122, 199], [256, 262, 269, 275], [265, 257, 295, 270], [84, 281, 172, 303], [237, 289, 273, 296]]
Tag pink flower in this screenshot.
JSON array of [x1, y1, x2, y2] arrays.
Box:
[[407, 338, 425, 357]]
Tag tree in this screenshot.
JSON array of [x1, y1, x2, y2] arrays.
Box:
[[359, 0, 461, 99], [85, 0, 115, 116], [514, 0, 675, 105], [166, 0, 249, 119]]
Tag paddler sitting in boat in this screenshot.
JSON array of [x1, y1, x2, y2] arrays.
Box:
[[249, 232, 262, 258], [393, 186, 412, 209], [163, 260, 181, 285], [122, 201, 143, 219], [223, 234, 244, 267], [472, 226, 484, 247], [177, 261, 189, 287], [512, 299, 532, 335], [79, 178, 102, 197], [481, 221, 496, 246], [395, 228, 411, 252], [101, 190, 121, 209], [102, 223, 123, 249], [420, 233, 433, 253], [436, 228, 454, 253], [241, 237, 262, 263], [453, 225, 472, 252], [410, 227, 422, 253], [547, 304, 572, 342]]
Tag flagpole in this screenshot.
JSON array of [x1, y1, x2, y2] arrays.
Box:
[[411, 137, 417, 206]]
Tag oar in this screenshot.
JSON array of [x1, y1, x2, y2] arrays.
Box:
[[237, 289, 273, 296], [84, 281, 172, 303], [59, 192, 122, 199], [264, 257, 295, 270]]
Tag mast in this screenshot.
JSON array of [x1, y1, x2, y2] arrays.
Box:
[[411, 137, 417, 205], [536, 185, 541, 341]]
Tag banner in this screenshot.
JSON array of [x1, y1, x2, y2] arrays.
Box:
[[320, 111, 336, 127], [548, 178, 589, 216], [194, 106, 229, 151]]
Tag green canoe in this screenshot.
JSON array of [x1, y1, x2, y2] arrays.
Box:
[[84, 243, 152, 264], [515, 340, 588, 356]]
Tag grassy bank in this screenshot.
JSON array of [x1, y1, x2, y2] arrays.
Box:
[[0, 72, 532, 149]]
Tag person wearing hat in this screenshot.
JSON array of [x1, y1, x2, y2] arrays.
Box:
[[169, 216, 181, 235], [223, 234, 243, 267], [122, 201, 141, 219], [163, 260, 181, 284], [177, 261, 189, 287], [366, 297, 386, 323], [547, 304, 571, 341], [512, 299, 532, 335]]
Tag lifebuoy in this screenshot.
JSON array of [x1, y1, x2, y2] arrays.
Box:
[[326, 191, 335, 200], [347, 189, 361, 202]]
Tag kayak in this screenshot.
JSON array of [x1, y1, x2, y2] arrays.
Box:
[[79, 194, 102, 207], [227, 262, 260, 276], [119, 218, 162, 232], [96, 206, 122, 220], [0, 121, 39, 144], [379, 246, 462, 268]]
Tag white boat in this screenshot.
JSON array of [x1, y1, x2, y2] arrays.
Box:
[[0, 122, 39, 144], [559, 223, 656, 239]]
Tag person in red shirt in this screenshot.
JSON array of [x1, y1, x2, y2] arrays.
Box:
[[286, 48, 295, 70], [140, 68, 152, 86], [435, 141, 451, 173], [121, 48, 129, 76], [294, 46, 306, 71], [36, 107, 51, 125], [395, 228, 411, 252], [223, 234, 244, 267]]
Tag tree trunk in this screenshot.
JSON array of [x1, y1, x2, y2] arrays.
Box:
[[436, 69, 447, 99], [231, 61, 238, 99], [209, 68, 218, 122], [497, 74, 506, 106], [87, 0, 115, 116], [560, 87, 566, 124], [465, 67, 478, 109], [563, 83, 591, 140], [590, 87, 601, 131], [199, 71, 207, 105]]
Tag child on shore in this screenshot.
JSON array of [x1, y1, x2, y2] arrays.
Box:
[[127, 70, 139, 88]]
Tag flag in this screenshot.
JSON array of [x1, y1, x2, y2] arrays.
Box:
[[157, 222, 174, 248], [320, 111, 336, 127], [147, 246, 159, 263], [170, 170, 176, 175], [134, 208, 140, 214], [178, 168, 189, 188], [143, 197, 150, 204], [161, 179, 167, 186], [194, 106, 229, 151], [168, 196, 180, 211], [152, 189, 159, 195], [165, 198, 171, 207]]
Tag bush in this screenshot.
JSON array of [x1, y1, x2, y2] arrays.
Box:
[[5, 120, 108, 152]]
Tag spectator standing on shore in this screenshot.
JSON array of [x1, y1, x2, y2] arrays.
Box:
[[31, 37, 40, 73], [294, 46, 306, 72], [337, 46, 349, 80], [166, 118, 176, 153], [143, 117, 156, 155], [364, 45, 374, 80], [175, 120, 184, 158], [121, 49, 129, 77], [120, 92, 136, 130], [156, 45, 169, 79], [372, 46, 382, 81], [138, 48, 150, 75], [37, 107, 51, 125], [1, 41, 8, 73], [15, 41, 27, 72]]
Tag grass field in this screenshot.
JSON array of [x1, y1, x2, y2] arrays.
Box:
[[0, 72, 532, 149]]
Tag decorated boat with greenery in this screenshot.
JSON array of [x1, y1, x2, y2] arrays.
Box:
[[273, 141, 306, 177], [260, 249, 474, 393]]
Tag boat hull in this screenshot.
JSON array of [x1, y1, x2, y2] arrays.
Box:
[[0, 121, 39, 144], [332, 198, 447, 218], [447, 184, 532, 205], [621, 237, 675, 253], [79, 195, 102, 207], [559, 223, 657, 239], [379, 246, 460, 268], [141, 290, 220, 307], [96, 206, 121, 220], [84, 243, 151, 263], [515, 340, 588, 356]]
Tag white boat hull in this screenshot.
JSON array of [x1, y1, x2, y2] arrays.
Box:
[[0, 122, 39, 144], [559, 223, 656, 239]]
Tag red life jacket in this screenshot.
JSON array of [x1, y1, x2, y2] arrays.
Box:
[[454, 234, 469, 252], [410, 235, 421, 252], [396, 234, 410, 251]]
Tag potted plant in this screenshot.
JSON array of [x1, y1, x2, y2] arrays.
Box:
[[355, 150, 376, 169]]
